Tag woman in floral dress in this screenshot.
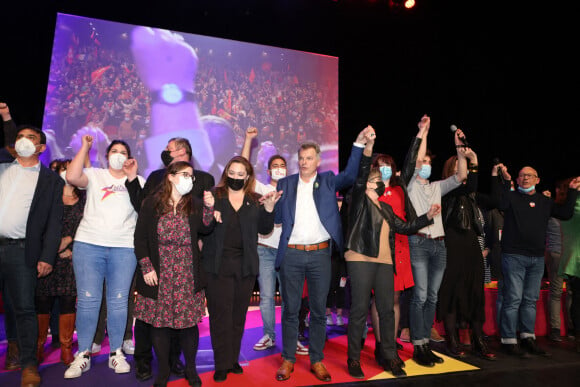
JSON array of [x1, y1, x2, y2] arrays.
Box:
[[134, 161, 215, 387]]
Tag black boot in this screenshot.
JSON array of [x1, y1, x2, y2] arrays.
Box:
[[520, 337, 551, 357], [374, 340, 385, 366], [425, 344, 444, 364], [412, 344, 434, 367], [445, 329, 466, 358], [472, 333, 496, 361]]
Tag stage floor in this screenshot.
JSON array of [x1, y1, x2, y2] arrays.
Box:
[[1, 306, 580, 387]]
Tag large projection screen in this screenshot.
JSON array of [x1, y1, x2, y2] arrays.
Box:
[[41, 13, 339, 183]]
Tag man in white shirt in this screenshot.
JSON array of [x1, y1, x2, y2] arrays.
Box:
[[241, 128, 309, 356], [0, 107, 64, 387], [274, 127, 374, 382]]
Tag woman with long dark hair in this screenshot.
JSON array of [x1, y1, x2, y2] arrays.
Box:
[[133, 161, 215, 387], [202, 156, 281, 382]]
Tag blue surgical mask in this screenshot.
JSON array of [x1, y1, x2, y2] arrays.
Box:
[[380, 165, 392, 181], [518, 185, 535, 194], [418, 164, 431, 180]]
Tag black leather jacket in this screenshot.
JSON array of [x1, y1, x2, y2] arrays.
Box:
[[442, 171, 484, 236], [345, 154, 433, 272]]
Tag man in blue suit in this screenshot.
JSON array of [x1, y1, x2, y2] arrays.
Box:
[[274, 126, 375, 382], [0, 103, 64, 387]]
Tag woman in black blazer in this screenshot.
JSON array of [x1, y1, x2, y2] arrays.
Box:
[[202, 156, 280, 382]]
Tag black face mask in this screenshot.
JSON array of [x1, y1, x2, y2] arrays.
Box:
[[161, 150, 173, 167], [374, 181, 386, 197], [227, 177, 245, 191]]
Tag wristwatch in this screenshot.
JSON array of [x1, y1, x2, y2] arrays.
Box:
[[151, 83, 195, 105]]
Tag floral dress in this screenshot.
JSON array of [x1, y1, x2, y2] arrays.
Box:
[[134, 213, 206, 328], [36, 196, 85, 297]]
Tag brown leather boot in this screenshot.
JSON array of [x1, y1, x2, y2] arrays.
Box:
[[36, 314, 50, 364], [59, 313, 76, 365], [5, 340, 20, 370], [21, 365, 41, 387]]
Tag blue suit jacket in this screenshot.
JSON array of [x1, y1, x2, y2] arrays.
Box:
[[274, 144, 363, 268]]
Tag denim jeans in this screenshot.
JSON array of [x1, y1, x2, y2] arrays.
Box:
[[257, 245, 281, 340], [408, 235, 447, 344], [0, 242, 38, 368], [73, 241, 136, 352], [280, 247, 331, 363], [500, 253, 544, 343]]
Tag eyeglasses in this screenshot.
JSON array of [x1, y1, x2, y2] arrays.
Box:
[[519, 173, 538, 179], [174, 172, 194, 179]]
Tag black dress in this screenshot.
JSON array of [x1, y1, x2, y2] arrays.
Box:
[[438, 172, 485, 323]]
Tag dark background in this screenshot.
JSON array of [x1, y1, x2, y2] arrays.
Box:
[[1, 0, 576, 192]]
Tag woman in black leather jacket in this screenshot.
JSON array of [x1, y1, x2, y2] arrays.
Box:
[[344, 137, 440, 379]]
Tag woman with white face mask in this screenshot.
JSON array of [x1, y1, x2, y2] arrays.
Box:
[[133, 161, 216, 387], [64, 135, 145, 379]]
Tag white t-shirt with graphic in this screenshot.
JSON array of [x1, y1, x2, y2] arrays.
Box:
[[74, 168, 145, 248]]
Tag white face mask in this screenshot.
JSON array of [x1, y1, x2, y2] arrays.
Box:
[[174, 175, 193, 196], [108, 153, 127, 170], [59, 170, 69, 185], [15, 137, 38, 158], [270, 167, 287, 181]]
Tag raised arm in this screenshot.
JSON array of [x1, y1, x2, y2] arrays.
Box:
[[66, 135, 91, 188], [241, 126, 258, 161], [1, 102, 17, 147], [415, 115, 430, 169], [335, 125, 375, 192]]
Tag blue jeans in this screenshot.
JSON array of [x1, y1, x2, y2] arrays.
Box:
[[73, 241, 136, 352], [280, 247, 331, 363], [500, 253, 544, 343], [408, 235, 447, 344], [0, 241, 38, 368], [257, 245, 281, 340]]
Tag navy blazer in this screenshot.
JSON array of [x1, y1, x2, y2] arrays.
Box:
[[274, 144, 363, 268]]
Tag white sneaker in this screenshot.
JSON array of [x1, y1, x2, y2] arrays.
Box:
[[122, 339, 135, 355], [64, 351, 91, 379], [296, 341, 309, 356], [109, 349, 131, 373], [326, 314, 334, 326], [90, 342, 101, 354], [336, 315, 345, 326], [253, 334, 275, 351]]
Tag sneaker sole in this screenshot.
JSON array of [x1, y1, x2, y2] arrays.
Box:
[[64, 362, 90, 379], [110, 366, 131, 374], [253, 344, 274, 351]]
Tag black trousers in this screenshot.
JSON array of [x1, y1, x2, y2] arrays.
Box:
[[134, 318, 182, 365], [347, 261, 396, 361], [206, 272, 255, 371], [151, 325, 199, 385]]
